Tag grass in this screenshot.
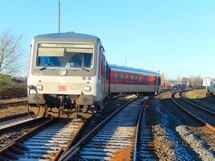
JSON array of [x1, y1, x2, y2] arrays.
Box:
[[183, 89, 215, 109], [183, 89, 207, 99]]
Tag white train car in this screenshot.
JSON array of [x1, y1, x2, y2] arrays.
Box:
[[27, 32, 110, 118], [207, 81, 215, 96], [109, 65, 160, 96]]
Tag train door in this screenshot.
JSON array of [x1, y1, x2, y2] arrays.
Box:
[[99, 46, 109, 105], [154, 76, 160, 95], [102, 57, 110, 97]]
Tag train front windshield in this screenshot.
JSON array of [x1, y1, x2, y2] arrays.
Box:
[[36, 43, 94, 69]]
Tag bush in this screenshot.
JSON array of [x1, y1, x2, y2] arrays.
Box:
[[0, 75, 27, 98]]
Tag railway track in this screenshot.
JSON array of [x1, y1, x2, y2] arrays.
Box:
[[59, 97, 155, 161], [134, 103, 158, 160], [0, 118, 85, 160], [0, 113, 37, 130], [151, 90, 215, 160], [181, 90, 215, 113], [0, 94, 137, 160], [0, 99, 27, 109], [171, 91, 215, 131], [0, 117, 47, 149], [0, 99, 27, 119], [2, 92, 215, 160]]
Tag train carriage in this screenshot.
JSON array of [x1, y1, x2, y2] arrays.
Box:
[[109, 64, 160, 96], [27, 32, 109, 118], [207, 80, 215, 96]]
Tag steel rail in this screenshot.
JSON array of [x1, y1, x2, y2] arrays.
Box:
[[0, 100, 27, 109], [0, 117, 43, 133], [0, 118, 56, 159], [132, 99, 147, 161], [171, 92, 215, 133], [180, 92, 215, 114], [0, 112, 32, 122], [59, 98, 138, 161]]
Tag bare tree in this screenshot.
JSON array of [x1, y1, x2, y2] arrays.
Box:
[[160, 72, 166, 86], [0, 29, 26, 76]]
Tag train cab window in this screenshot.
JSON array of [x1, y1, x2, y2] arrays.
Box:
[[38, 56, 61, 66], [66, 53, 92, 68], [120, 73, 124, 82], [83, 53, 92, 68], [68, 54, 81, 67], [114, 72, 119, 82], [37, 47, 63, 67], [36, 43, 94, 69]]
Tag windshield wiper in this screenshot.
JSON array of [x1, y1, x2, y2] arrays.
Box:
[[81, 66, 90, 72], [40, 64, 48, 70]]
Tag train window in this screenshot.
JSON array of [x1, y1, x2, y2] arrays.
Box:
[[114, 72, 119, 82], [120, 73, 124, 82], [139, 76, 143, 84], [143, 76, 147, 84], [37, 47, 63, 66], [66, 52, 92, 68], [131, 75, 134, 83], [126, 74, 129, 83], [36, 43, 94, 68], [148, 76, 151, 85], [38, 56, 61, 66], [135, 75, 138, 84]]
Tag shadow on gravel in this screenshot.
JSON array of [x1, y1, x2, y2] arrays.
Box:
[[148, 94, 211, 161]]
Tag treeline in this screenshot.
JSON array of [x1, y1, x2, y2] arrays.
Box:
[[160, 72, 205, 88]]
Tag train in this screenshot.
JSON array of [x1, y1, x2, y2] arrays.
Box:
[[27, 32, 160, 119], [207, 80, 215, 96], [110, 64, 160, 96]]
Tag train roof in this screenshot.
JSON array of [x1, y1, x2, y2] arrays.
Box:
[[109, 64, 160, 76], [34, 32, 100, 40]]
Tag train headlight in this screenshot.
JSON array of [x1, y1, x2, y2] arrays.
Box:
[[83, 85, 91, 92], [59, 69, 67, 76], [36, 84, 43, 91]]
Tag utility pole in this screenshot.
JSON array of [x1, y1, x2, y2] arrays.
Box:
[[58, 0, 60, 33]]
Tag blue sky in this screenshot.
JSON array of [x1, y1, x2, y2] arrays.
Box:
[[1, 0, 215, 79]]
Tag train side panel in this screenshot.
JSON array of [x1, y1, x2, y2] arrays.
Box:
[[110, 65, 160, 96]]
